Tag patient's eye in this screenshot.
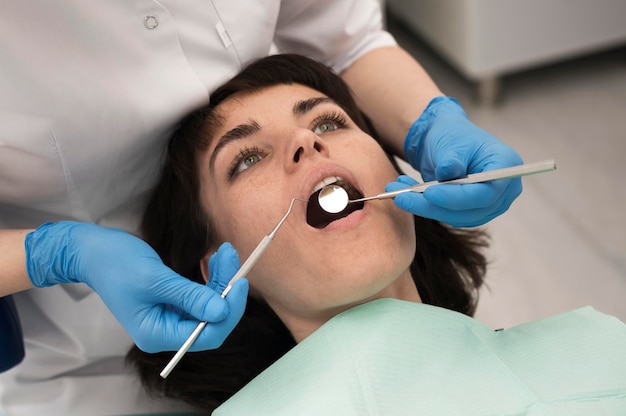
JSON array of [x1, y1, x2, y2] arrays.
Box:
[[229, 146, 264, 178], [315, 121, 338, 134], [312, 111, 347, 135]]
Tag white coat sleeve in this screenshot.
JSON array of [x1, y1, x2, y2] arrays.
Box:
[[273, 0, 397, 74]]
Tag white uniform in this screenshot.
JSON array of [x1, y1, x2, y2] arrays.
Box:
[[0, 1, 396, 414]]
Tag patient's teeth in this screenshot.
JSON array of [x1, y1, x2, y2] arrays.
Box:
[[312, 176, 342, 193]]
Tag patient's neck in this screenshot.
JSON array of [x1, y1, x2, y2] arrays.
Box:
[[285, 272, 421, 343]]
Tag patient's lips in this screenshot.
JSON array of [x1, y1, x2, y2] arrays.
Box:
[[306, 177, 364, 229]]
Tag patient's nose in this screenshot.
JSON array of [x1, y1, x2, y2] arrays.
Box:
[[288, 129, 329, 167], [293, 142, 324, 163]]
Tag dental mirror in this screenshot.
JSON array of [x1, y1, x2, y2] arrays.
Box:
[[318, 184, 349, 214], [315, 160, 556, 214]]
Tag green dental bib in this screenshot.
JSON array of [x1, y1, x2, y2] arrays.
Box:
[[214, 299, 626, 415]]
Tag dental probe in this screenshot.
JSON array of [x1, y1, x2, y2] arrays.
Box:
[[350, 159, 556, 204], [160, 198, 306, 379]]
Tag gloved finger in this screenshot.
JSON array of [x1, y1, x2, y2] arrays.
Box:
[[434, 154, 466, 181], [387, 176, 432, 217], [424, 182, 504, 211], [386, 175, 419, 191], [137, 277, 248, 352], [392, 188, 503, 226], [134, 308, 222, 353], [392, 191, 432, 217], [134, 303, 207, 352], [393, 192, 491, 227], [208, 242, 241, 293], [423, 177, 522, 211], [389, 174, 504, 214], [190, 278, 249, 351], [151, 274, 230, 324]]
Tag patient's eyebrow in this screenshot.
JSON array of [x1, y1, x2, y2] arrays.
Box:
[[293, 97, 336, 117], [210, 120, 261, 173]]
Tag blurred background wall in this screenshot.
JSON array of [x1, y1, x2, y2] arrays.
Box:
[[387, 0, 626, 105]]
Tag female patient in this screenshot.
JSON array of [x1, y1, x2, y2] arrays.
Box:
[[127, 53, 488, 411], [127, 54, 626, 414]]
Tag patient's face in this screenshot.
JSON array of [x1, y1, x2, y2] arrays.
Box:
[[199, 84, 417, 340]]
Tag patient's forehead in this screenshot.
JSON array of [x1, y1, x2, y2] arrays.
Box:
[[211, 84, 333, 133], [217, 84, 328, 111]]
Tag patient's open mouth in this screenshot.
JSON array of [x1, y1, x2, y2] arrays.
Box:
[[306, 177, 364, 229]]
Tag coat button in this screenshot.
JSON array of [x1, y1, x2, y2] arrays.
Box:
[[144, 15, 159, 29]]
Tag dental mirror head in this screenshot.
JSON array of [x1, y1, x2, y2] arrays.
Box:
[[318, 184, 349, 214]]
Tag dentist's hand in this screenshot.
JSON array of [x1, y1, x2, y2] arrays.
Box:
[[24, 221, 248, 352], [398, 96, 523, 227]]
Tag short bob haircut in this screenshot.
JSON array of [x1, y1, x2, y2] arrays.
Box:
[[127, 54, 489, 413]]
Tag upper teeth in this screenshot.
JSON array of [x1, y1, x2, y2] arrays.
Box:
[[313, 176, 343, 193]]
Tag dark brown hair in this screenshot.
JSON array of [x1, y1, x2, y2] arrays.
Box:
[[126, 54, 488, 412]]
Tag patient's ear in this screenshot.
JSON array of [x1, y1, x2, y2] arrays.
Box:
[[199, 251, 214, 283]]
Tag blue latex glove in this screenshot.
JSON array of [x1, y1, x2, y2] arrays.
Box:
[[398, 96, 523, 227], [25, 221, 248, 353]]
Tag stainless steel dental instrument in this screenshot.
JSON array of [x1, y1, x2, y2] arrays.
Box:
[[317, 159, 556, 213], [351, 159, 556, 203], [160, 198, 305, 379]]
